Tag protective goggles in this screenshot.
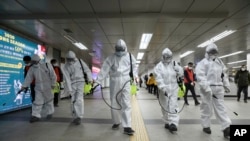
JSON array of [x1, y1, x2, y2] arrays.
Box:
[[207, 49, 218, 55], [162, 54, 172, 60], [115, 45, 125, 52], [66, 58, 75, 62]]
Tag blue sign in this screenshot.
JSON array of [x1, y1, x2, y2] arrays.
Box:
[[0, 28, 46, 114]]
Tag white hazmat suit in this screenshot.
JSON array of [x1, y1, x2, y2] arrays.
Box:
[[195, 43, 231, 138], [22, 54, 56, 122], [63, 51, 92, 125], [96, 39, 137, 135], [154, 48, 183, 131]]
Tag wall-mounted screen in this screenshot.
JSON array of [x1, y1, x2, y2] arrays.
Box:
[[0, 28, 46, 114]]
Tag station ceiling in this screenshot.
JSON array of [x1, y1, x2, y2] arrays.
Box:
[[0, 0, 249, 75]]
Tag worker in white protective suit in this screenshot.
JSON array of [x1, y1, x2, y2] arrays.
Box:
[[154, 48, 183, 132], [195, 43, 231, 139], [20, 54, 57, 123], [95, 39, 137, 135], [63, 50, 93, 125]]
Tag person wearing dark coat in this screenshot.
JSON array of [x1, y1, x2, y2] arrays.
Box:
[[234, 65, 250, 103]]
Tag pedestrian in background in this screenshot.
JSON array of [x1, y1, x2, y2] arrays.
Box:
[[183, 62, 200, 106], [234, 65, 250, 103]]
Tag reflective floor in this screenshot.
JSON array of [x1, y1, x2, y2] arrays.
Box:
[[0, 84, 249, 141]]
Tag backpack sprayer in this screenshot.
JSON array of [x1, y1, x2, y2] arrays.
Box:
[[156, 61, 187, 114]]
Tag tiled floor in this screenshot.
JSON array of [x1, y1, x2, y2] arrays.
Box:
[[0, 84, 249, 141]]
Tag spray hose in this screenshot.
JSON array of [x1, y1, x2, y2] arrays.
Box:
[[91, 80, 131, 110], [157, 91, 186, 114]]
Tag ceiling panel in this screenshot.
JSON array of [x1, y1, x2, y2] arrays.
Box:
[[42, 21, 86, 36], [188, 0, 225, 12], [124, 35, 140, 45], [153, 23, 180, 35], [230, 5, 250, 19], [90, 0, 120, 13], [161, 0, 194, 12], [172, 23, 202, 35], [183, 18, 208, 23], [60, 0, 93, 13], [17, 0, 66, 13], [0, 0, 30, 14], [107, 35, 125, 44], [120, 0, 147, 12], [100, 22, 123, 35], [220, 0, 250, 15], [177, 35, 199, 49], [166, 35, 187, 44], [78, 23, 105, 36], [123, 23, 144, 35], [191, 22, 216, 36], [0, 0, 249, 75], [92, 36, 110, 45], [74, 18, 98, 23], [150, 36, 168, 44]]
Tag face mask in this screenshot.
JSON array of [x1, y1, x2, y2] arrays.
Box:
[[162, 55, 172, 63], [162, 59, 171, 63], [188, 67, 193, 70], [68, 61, 75, 65], [209, 55, 217, 60], [241, 68, 246, 71], [166, 59, 171, 63], [115, 51, 126, 57], [33, 63, 39, 68]]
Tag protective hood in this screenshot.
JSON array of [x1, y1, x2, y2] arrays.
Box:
[[162, 48, 173, 63], [205, 43, 219, 60], [206, 43, 218, 54], [115, 39, 127, 52], [31, 54, 41, 62], [66, 50, 76, 59]]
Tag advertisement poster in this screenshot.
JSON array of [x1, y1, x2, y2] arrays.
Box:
[[0, 28, 46, 114]]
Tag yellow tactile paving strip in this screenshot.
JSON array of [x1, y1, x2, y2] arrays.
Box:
[[130, 95, 150, 141]]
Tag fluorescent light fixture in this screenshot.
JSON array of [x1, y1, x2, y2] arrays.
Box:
[[139, 33, 153, 49], [232, 65, 247, 69], [64, 34, 88, 50], [64, 35, 77, 43], [219, 51, 244, 59], [137, 52, 144, 60], [180, 51, 194, 58], [73, 42, 88, 50], [198, 30, 236, 47], [227, 60, 246, 65], [136, 60, 141, 64], [232, 66, 242, 69]]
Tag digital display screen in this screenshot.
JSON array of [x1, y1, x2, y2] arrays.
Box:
[[0, 28, 46, 114]]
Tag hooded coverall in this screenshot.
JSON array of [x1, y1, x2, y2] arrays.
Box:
[[96, 39, 137, 128], [63, 51, 93, 120], [154, 48, 183, 127], [195, 43, 231, 131]]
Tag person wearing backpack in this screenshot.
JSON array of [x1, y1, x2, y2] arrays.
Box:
[[234, 65, 250, 103], [20, 54, 57, 123], [95, 39, 137, 135], [50, 59, 64, 107], [195, 43, 231, 139], [63, 51, 93, 125], [23, 55, 36, 103], [154, 48, 184, 133]]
